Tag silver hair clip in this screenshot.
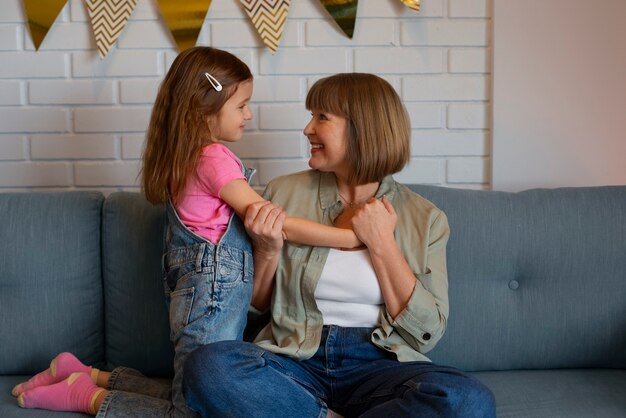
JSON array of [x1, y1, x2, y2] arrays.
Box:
[[205, 72, 222, 92]]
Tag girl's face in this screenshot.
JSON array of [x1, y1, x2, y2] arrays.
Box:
[[303, 109, 350, 180], [209, 80, 253, 143]]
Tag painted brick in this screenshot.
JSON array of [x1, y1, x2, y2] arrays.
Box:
[[0, 162, 72, 187], [259, 49, 347, 75], [395, 158, 443, 184], [447, 103, 490, 129], [0, 135, 25, 160], [0, 25, 19, 50], [306, 20, 394, 47], [74, 107, 151, 132], [117, 21, 173, 49], [403, 75, 489, 101], [253, 76, 303, 102], [121, 134, 145, 159], [256, 160, 310, 185], [405, 103, 443, 129], [259, 104, 310, 130], [448, 48, 490, 73], [228, 132, 303, 158], [75, 160, 141, 186], [72, 50, 159, 77], [0, 52, 66, 78], [449, 0, 491, 18], [411, 132, 488, 156], [35, 23, 94, 50], [355, 0, 443, 18], [119, 79, 161, 104], [400, 20, 488, 46], [30, 134, 117, 159], [0, 81, 21, 105], [0, 0, 25, 23], [29, 80, 115, 104], [0, 108, 68, 133], [447, 157, 490, 183], [211, 20, 299, 49], [355, 48, 443, 74]]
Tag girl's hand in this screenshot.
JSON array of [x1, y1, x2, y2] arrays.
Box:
[[244, 201, 286, 256], [351, 196, 397, 249]]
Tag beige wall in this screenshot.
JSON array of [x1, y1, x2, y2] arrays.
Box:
[[493, 0, 626, 191]]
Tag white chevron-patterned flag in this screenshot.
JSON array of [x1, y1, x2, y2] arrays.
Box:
[[85, 0, 138, 59], [240, 0, 290, 54], [400, 0, 420, 13]]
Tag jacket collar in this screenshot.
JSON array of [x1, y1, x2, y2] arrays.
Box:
[[317, 171, 397, 210]]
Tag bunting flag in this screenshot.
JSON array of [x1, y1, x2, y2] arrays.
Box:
[[400, 0, 420, 13], [22, 0, 67, 50], [240, 0, 290, 54], [156, 0, 213, 52], [85, 0, 138, 59], [318, 0, 358, 39]]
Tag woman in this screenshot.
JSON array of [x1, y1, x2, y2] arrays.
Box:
[[183, 73, 496, 417]]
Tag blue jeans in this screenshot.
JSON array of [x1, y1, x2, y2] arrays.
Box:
[[184, 326, 495, 418]]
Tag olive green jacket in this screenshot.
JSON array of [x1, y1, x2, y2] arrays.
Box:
[[254, 170, 450, 362]]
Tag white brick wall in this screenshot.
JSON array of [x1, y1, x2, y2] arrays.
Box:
[[0, 0, 491, 192]]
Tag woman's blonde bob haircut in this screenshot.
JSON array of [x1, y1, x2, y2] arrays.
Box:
[[305, 73, 411, 185], [142, 47, 252, 205]]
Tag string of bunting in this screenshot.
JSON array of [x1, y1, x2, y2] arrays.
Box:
[[21, 0, 420, 57]]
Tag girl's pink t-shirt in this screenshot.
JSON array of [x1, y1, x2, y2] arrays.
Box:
[[174, 143, 245, 244]]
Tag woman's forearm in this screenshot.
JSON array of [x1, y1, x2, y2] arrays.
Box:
[[250, 249, 278, 312], [367, 237, 417, 318]]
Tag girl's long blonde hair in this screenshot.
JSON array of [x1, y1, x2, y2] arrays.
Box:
[[142, 47, 252, 205]]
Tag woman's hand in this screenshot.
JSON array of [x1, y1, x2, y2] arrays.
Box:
[[244, 201, 286, 312], [351, 196, 397, 250], [244, 201, 286, 256]]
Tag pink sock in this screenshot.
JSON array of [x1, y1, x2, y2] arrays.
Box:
[[12, 352, 96, 397], [17, 372, 105, 415]]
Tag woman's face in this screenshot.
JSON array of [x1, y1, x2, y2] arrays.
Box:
[[304, 110, 350, 179]]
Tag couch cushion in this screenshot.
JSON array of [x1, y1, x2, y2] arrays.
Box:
[[0, 376, 86, 418], [102, 192, 173, 377], [473, 369, 626, 417], [408, 185, 626, 371], [0, 192, 105, 375]]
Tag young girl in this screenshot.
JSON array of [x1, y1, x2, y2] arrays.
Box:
[[13, 47, 360, 417]]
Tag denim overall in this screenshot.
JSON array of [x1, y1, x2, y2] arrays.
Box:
[[162, 165, 255, 416]]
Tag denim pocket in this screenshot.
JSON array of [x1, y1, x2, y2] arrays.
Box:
[[168, 286, 195, 339]]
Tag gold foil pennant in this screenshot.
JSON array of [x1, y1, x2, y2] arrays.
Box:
[[318, 0, 358, 39], [401, 0, 420, 13], [156, 0, 213, 52], [22, 0, 67, 50]]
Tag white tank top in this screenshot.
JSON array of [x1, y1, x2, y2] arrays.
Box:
[[314, 248, 383, 327]]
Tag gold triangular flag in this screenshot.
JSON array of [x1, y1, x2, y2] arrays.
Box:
[[85, 0, 138, 59], [22, 0, 67, 49], [156, 0, 213, 52], [318, 0, 358, 39], [240, 0, 290, 54], [401, 0, 420, 13]]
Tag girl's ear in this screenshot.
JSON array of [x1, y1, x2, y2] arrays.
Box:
[[206, 114, 219, 141]]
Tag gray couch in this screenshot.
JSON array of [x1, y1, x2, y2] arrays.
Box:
[[1, 185, 625, 417]]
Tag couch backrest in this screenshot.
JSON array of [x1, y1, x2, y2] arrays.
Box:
[[409, 185, 626, 371], [0, 192, 105, 375], [101, 192, 173, 376]]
